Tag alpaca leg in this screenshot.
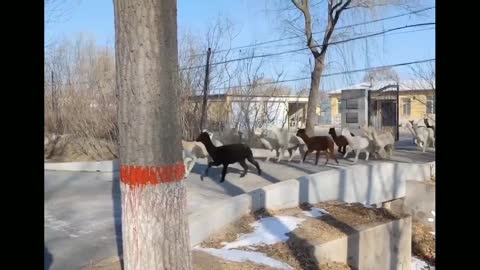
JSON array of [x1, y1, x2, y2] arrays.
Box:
[[202, 161, 216, 180], [287, 148, 295, 162], [354, 150, 359, 163], [239, 160, 248, 178], [220, 164, 229, 183], [315, 150, 320, 165], [265, 149, 273, 162], [184, 156, 196, 178], [303, 150, 312, 164], [343, 147, 350, 158], [365, 150, 370, 161], [247, 155, 262, 175], [388, 145, 393, 159], [331, 149, 339, 164], [324, 151, 330, 165], [277, 148, 284, 163]]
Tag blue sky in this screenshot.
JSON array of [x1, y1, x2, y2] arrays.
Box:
[[45, 0, 435, 91]]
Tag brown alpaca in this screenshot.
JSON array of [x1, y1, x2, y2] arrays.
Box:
[[328, 127, 352, 155], [296, 129, 339, 165]]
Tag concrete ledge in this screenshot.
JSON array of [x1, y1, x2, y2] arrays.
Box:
[[44, 148, 271, 172], [189, 194, 253, 246], [249, 179, 300, 211], [312, 216, 412, 270], [44, 160, 120, 172], [189, 161, 433, 247], [392, 180, 435, 228]]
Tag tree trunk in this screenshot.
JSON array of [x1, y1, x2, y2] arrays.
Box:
[[305, 56, 325, 136], [114, 0, 192, 269]]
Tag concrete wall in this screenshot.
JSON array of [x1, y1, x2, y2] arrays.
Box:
[[341, 89, 368, 129], [313, 217, 412, 270], [394, 180, 435, 228], [189, 161, 433, 246], [188, 194, 253, 246], [44, 160, 120, 172]]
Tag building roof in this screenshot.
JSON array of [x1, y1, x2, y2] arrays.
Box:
[[328, 79, 435, 94]]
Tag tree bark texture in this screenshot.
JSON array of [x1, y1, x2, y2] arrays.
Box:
[[292, 0, 351, 136], [114, 0, 192, 269], [306, 57, 325, 136]]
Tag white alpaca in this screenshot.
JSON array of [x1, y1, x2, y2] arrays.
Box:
[[341, 128, 373, 163], [182, 140, 211, 161], [361, 125, 394, 159], [408, 121, 435, 153], [259, 128, 306, 162], [182, 150, 197, 178], [287, 135, 307, 162]]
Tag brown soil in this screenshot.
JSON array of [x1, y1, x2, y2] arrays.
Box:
[[202, 201, 405, 270], [201, 211, 258, 249], [44, 135, 117, 162], [86, 252, 351, 270], [85, 251, 279, 270], [412, 221, 435, 265], [86, 203, 426, 270]]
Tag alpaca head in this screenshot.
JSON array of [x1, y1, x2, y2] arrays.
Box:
[[195, 132, 211, 144], [296, 128, 307, 138], [328, 127, 336, 136], [341, 128, 351, 138]]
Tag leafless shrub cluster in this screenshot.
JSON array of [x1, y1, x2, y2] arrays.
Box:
[[44, 34, 118, 160]]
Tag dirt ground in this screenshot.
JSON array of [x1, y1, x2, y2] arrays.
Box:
[[201, 202, 406, 270], [86, 202, 433, 270], [44, 134, 117, 162], [85, 251, 278, 270], [86, 251, 351, 270], [411, 221, 435, 265]]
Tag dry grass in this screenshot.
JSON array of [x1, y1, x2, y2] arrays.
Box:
[[412, 221, 435, 265], [200, 202, 405, 270]]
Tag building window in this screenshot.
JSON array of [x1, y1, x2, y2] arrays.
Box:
[[402, 98, 411, 116], [337, 100, 342, 114], [426, 95, 435, 114]]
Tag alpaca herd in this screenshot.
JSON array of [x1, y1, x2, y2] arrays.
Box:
[[181, 119, 434, 181]]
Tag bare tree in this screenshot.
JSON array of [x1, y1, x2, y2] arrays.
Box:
[[226, 50, 289, 144], [285, 0, 419, 135], [363, 66, 399, 82], [409, 60, 435, 90], [44, 34, 119, 161], [114, 1, 191, 270], [176, 17, 237, 139], [409, 60, 435, 120]]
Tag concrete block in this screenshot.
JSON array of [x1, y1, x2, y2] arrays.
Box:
[[394, 162, 432, 182], [298, 162, 409, 206], [249, 179, 300, 211], [189, 194, 252, 247], [312, 216, 412, 270], [187, 161, 432, 248], [403, 180, 435, 228]]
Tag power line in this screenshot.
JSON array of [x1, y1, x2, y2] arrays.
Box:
[[214, 25, 434, 53], [207, 58, 435, 91], [188, 6, 435, 57], [180, 22, 435, 71]]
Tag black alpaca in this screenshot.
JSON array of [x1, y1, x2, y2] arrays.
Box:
[[196, 132, 261, 183], [424, 118, 435, 133]]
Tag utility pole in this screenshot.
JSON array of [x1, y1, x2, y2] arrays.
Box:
[[199, 47, 212, 132]]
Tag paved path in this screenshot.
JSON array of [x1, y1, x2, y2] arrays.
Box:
[[45, 139, 434, 270]]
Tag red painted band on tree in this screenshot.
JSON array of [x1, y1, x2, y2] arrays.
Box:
[[120, 162, 185, 186]]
